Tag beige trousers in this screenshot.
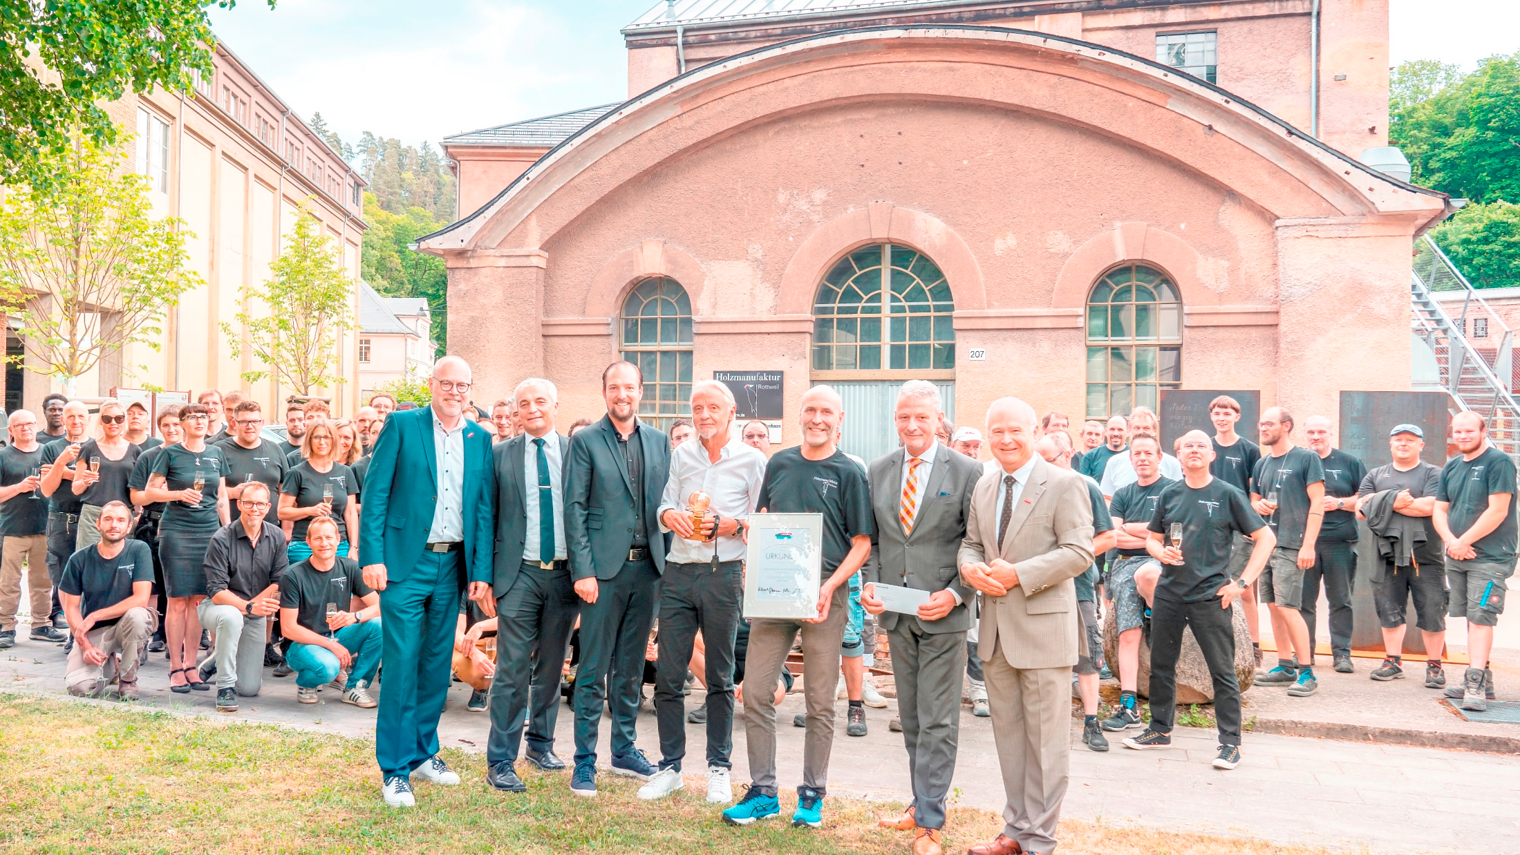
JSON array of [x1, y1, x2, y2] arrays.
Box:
[[1, 534, 51, 631], [65, 607, 158, 696], [984, 638, 1072, 855]]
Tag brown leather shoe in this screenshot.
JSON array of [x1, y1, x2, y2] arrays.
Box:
[[914, 827, 944, 855], [879, 805, 916, 831], [966, 835, 1023, 855]]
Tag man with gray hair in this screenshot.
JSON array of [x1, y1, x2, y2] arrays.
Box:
[[640, 379, 766, 804]]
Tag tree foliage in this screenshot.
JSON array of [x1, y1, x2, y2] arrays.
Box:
[[356, 134, 456, 222], [373, 373, 431, 407], [1429, 201, 1520, 290], [223, 200, 354, 394], [0, 0, 273, 189], [0, 136, 201, 393], [361, 194, 448, 356]]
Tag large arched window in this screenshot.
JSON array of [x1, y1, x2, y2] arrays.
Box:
[[620, 277, 692, 429], [1086, 264, 1182, 417], [812, 244, 955, 373]]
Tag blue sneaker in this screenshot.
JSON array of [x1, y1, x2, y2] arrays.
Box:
[[1256, 665, 1297, 685], [722, 787, 780, 825], [610, 748, 656, 780], [570, 763, 597, 797], [792, 786, 824, 828]]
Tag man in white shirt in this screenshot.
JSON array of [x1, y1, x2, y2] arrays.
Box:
[[1099, 407, 1183, 497], [639, 381, 767, 805]]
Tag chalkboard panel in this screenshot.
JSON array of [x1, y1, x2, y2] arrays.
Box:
[[1338, 391, 1450, 469], [1159, 390, 1261, 451], [714, 371, 784, 419]]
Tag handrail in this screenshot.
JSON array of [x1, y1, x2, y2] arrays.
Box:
[[1416, 234, 1514, 390], [1411, 272, 1520, 416]]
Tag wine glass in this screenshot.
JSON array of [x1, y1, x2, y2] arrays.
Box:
[[322, 483, 334, 513], [89, 456, 100, 474], [1169, 522, 1184, 549], [29, 467, 42, 500], [192, 471, 206, 493], [326, 602, 339, 629], [1265, 490, 1279, 525]]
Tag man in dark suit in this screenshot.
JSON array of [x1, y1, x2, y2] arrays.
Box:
[[482, 378, 578, 793], [563, 361, 671, 797], [359, 355, 496, 808], [860, 381, 981, 855]]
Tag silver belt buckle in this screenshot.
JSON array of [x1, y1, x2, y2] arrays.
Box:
[[427, 542, 452, 553], [628, 549, 641, 561]]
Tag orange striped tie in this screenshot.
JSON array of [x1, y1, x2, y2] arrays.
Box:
[[900, 457, 923, 533]]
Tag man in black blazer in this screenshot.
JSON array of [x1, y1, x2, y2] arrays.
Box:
[[482, 378, 578, 793], [563, 361, 671, 797]]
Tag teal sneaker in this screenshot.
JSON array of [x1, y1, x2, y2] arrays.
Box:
[[1287, 669, 1318, 697], [792, 786, 823, 828], [722, 787, 780, 826], [1256, 665, 1297, 685]]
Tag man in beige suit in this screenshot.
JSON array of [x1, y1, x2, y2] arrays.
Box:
[[958, 398, 1095, 855]]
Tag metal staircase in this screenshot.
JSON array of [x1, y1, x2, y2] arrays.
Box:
[[1410, 234, 1520, 456]]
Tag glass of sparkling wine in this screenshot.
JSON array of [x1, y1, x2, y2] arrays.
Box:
[[192, 471, 206, 493], [322, 483, 334, 509], [1169, 523, 1184, 551], [326, 602, 338, 628], [29, 467, 42, 499], [89, 456, 101, 474]]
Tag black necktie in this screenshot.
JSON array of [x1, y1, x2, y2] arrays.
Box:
[[998, 474, 1016, 545], [535, 438, 554, 564]]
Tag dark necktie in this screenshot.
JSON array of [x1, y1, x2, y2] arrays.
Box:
[[535, 438, 554, 563], [997, 474, 1016, 546]]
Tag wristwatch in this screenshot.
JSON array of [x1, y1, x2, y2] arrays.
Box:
[[244, 601, 255, 616], [1236, 578, 1251, 592], [1335, 498, 1345, 510]]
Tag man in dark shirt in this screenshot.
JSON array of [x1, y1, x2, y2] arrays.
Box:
[[197, 482, 289, 712], [281, 401, 307, 464], [39, 400, 89, 635], [1434, 411, 1517, 711], [1209, 395, 1263, 658], [0, 410, 55, 648], [1078, 414, 1127, 481], [1356, 424, 1447, 687], [59, 501, 155, 699], [1302, 416, 1366, 673], [216, 400, 289, 523], [281, 515, 381, 707], [1250, 407, 1324, 696], [1124, 430, 1273, 770]]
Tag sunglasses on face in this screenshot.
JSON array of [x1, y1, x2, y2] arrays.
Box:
[[99, 414, 125, 424]]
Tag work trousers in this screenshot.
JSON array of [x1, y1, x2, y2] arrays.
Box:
[[1147, 594, 1242, 746], [1301, 540, 1357, 660], [65, 607, 157, 696], [888, 618, 967, 830], [197, 600, 268, 695], [288, 619, 383, 689], [572, 557, 659, 769], [486, 562, 579, 766], [46, 511, 80, 622], [654, 560, 743, 772], [1, 534, 50, 631], [376, 549, 463, 779]]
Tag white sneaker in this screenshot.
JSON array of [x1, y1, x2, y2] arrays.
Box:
[[861, 679, 888, 709], [329, 670, 348, 692], [636, 768, 683, 801], [382, 776, 415, 808], [836, 675, 848, 700], [969, 678, 988, 703], [705, 766, 732, 803], [343, 683, 377, 708], [297, 686, 319, 704], [413, 755, 461, 786]]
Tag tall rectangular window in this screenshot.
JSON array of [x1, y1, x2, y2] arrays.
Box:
[[135, 108, 170, 194], [359, 338, 371, 363], [1156, 31, 1217, 84]]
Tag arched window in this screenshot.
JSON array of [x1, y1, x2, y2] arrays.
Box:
[[812, 244, 954, 373], [620, 277, 692, 429], [1086, 265, 1182, 417]]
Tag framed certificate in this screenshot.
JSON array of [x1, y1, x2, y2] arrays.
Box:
[[743, 513, 824, 620]]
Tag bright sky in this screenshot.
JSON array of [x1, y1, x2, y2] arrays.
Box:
[[207, 0, 1520, 153]]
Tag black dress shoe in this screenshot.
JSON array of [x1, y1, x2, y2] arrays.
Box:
[[525, 746, 566, 771], [487, 761, 527, 792]]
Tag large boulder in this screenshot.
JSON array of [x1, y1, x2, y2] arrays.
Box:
[[1101, 599, 1256, 704]]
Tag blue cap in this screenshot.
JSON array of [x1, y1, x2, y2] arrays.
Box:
[[1389, 423, 1423, 438]]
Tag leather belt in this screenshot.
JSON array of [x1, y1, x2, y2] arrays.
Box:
[[627, 546, 650, 562], [49, 512, 79, 524], [425, 541, 463, 553]]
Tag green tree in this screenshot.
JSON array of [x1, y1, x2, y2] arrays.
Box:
[[0, 136, 202, 395], [355, 133, 457, 221], [1, 0, 274, 188], [360, 193, 449, 355], [1429, 201, 1520, 289], [1392, 53, 1520, 204], [373, 373, 430, 407], [223, 199, 355, 394], [308, 112, 353, 162]]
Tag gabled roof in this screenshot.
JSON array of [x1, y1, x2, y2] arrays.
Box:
[[382, 296, 430, 318], [358, 281, 414, 335], [443, 104, 622, 148], [625, 0, 976, 32]]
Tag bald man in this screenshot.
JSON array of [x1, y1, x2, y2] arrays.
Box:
[[1302, 416, 1365, 672], [958, 397, 1094, 855]]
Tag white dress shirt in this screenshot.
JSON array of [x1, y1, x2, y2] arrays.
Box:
[[522, 433, 566, 562], [1099, 450, 1183, 496], [658, 432, 767, 564], [426, 412, 466, 543], [992, 453, 1040, 531]]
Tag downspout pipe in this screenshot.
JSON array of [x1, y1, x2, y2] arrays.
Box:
[[1310, 0, 1320, 138], [666, 1, 685, 75]]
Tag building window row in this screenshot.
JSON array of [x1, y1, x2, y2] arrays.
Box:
[[135, 108, 170, 194]]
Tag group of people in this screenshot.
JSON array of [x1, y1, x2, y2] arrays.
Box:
[[2, 362, 1513, 855]]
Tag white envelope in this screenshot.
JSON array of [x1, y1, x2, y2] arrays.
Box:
[[872, 583, 931, 615]]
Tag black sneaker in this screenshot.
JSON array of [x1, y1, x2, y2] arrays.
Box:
[[148, 632, 166, 653], [30, 625, 66, 643], [1212, 743, 1241, 770], [1101, 703, 1141, 732], [793, 713, 807, 728], [1425, 661, 1447, 689], [1122, 728, 1172, 750], [846, 705, 867, 737], [1333, 654, 1354, 674], [264, 643, 285, 668], [467, 689, 488, 712], [273, 661, 293, 678], [199, 629, 210, 651], [216, 687, 238, 712], [1082, 719, 1109, 752], [687, 700, 708, 724], [1370, 658, 1404, 681], [0, 629, 14, 649]]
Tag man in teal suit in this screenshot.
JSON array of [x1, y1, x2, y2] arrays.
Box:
[[359, 355, 496, 808]]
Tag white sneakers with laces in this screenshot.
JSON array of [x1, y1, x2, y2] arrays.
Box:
[[382, 776, 415, 808], [637, 768, 684, 800], [412, 755, 461, 786], [706, 766, 733, 803], [343, 683, 377, 708], [861, 679, 888, 709]]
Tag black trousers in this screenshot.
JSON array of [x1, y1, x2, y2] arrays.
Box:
[[654, 560, 742, 772], [45, 512, 79, 621], [486, 562, 580, 766], [1302, 540, 1357, 659], [572, 557, 659, 769], [1148, 594, 1242, 746]]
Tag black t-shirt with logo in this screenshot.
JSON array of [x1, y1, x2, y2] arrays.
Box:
[[1211, 436, 1261, 496], [41, 438, 86, 516], [279, 556, 374, 636], [148, 442, 226, 533], [1108, 476, 1176, 556], [216, 437, 291, 522], [58, 539, 155, 630], [1251, 447, 1325, 550], [1316, 448, 1367, 543], [74, 439, 142, 509], [1438, 447, 1519, 564], [281, 461, 358, 543], [755, 447, 875, 574], [1359, 461, 1444, 568], [0, 444, 49, 536], [1149, 477, 1267, 602]]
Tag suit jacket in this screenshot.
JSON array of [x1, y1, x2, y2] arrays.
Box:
[[861, 445, 981, 634], [357, 405, 495, 586], [957, 455, 1094, 669], [564, 415, 670, 581], [490, 431, 570, 597]]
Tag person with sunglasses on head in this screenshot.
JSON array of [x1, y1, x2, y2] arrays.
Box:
[[142, 402, 230, 692], [279, 422, 359, 565], [129, 406, 183, 654], [69, 400, 143, 552], [197, 482, 288, 712]]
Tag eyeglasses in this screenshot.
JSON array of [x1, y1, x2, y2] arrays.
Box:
[[99, 414, 125, 424], [236, 419, 264, 427], [183, 414, 209, 421], [240, 500, 271, 510], [436, 380, 472, 393]]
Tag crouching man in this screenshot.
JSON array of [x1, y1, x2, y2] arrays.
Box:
[[197, 482, 288, 712], [280, 516, 382, 707], [60, 501, 156, 699]]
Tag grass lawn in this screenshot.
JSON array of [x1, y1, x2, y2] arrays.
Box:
[[1, 693, 1335, 854]]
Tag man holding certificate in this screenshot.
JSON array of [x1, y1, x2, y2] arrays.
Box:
[[858, 381, 981, 855], [724, 385, 874, 831]]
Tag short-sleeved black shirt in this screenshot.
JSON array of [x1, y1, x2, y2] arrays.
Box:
[[279, 556, 374, 636], [1251, 446, 1325, 550], [1108, 476, 1175, 556], [281, 461, 358, 542], [1359, 461, 1444, 568], [149, 442, 226, 533], [1438, 447, 1519, 564], [73, 439, 142, 509], [216, 438, 290, 522], [755, 447, 876, 574], [58, 539, 155, 629], [1211, 436, 1261, 496], [1078, 445, 1123, 482], [283, 441, 304, 467], [0, 444, 49, 536], [129, 445, 167, 517], [41, 438, 86, 516], [1149, 477, 1266, 602], [1316, 448, 1367, 543], [135, 436, 163, 453]]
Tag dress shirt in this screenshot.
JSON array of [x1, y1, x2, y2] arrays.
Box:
[[203, 520, 289, 600], [522, 433, 567, 562], [993, 453, 1040, 534], [1099, 451, 1183, 496], [616, 421, 649, 548], [658, 432, 767, 564], [427, 412, 466, 543]]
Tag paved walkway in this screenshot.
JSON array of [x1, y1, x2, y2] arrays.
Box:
[[4, 631, 1517, 855]]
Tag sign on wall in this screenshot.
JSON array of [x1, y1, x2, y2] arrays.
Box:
[[1339, 391, 1451, 468], [714, 371, 784, 420], [1159, 390, 1261, 450]]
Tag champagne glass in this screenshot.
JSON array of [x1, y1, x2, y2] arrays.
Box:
[[322, 483, 334, 513], [29, 467, 42, 500], [192, 471, 206, 493], [89, 456, 101, 474], [1265, 490, 1279, 526], [1169, 522, 1184, 549], [326, 602, 339, 629]]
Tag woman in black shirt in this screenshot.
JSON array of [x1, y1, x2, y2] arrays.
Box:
[[278, 421, 359, 564], [69, 400, 143, 551]]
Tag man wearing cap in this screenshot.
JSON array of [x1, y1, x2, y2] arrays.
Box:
[[1356, 424, 1447, 687], [950, 428, 982, 462]]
